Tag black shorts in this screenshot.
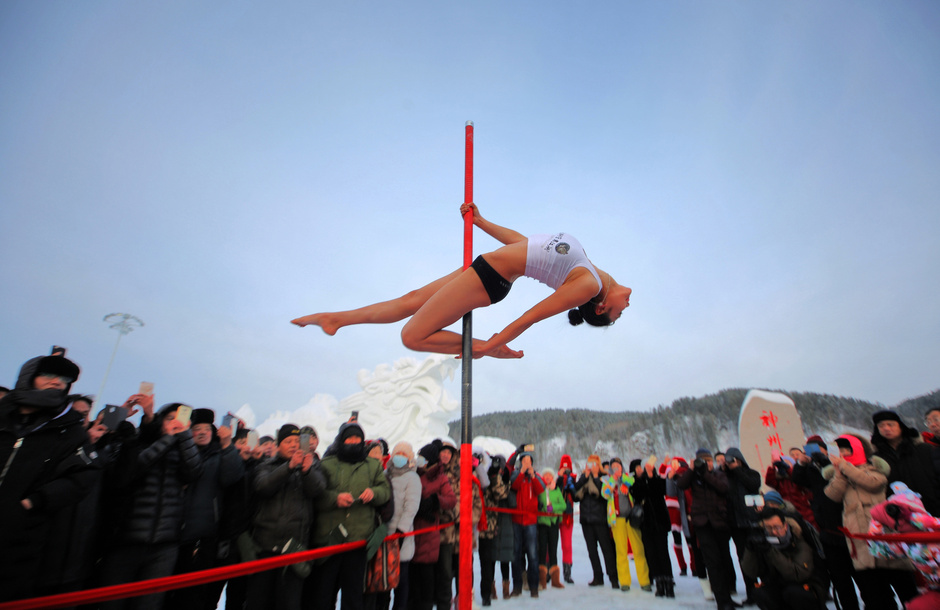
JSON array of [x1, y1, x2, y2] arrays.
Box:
[[470, 255, 512, 304]]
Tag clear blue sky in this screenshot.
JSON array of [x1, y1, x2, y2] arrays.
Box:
[[2, 1, 938, 422]]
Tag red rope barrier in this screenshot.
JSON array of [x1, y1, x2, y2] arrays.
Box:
[[839, 527, 940, 543], [0, 524, 447, 610]]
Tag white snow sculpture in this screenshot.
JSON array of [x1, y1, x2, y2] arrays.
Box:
[[246, 355, 460, 449]]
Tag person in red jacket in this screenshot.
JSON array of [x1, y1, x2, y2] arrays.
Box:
[[509, 447, 545, 598], [765, 454, 817, 528], [410, 440, 457, 610]]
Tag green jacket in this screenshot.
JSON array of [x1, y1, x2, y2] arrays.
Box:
[[314, 455, 391, 546], [537, 487, 567, 526]]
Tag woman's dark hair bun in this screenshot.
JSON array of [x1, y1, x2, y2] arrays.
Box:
[[568, 309, 585, 326], [570, 301, 614, 328]]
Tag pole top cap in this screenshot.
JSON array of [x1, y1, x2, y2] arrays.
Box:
[[466, 120, 473, 127]]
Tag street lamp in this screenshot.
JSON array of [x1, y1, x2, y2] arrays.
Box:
[[95, 313, 144, 406]]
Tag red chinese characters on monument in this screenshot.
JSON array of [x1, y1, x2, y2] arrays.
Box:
[[760, 410, 784, 452]]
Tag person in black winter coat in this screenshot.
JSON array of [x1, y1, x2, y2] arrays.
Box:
[[97, 402, 204, 610], [168, 408, 245, 609], [677, 448, 735, 610], [871, 409, 940, 516], [0, 354, 97, 602], [790, 439, 860, 610], [36, 396, 127, 598], [246, 423, 325, 610], [631, 458, 674, 597], [723, 447, 761, 604], [574, 454, 618, 588]]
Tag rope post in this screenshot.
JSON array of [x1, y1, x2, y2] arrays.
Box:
[[459, 120, 474, 610]]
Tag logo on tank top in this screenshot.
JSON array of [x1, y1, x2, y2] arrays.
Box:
[[545, 233, 570, 255]]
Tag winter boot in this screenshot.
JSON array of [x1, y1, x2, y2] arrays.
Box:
[[700, 578, 715, 601], [502, 581, 510, 599], [490, 582, 497, 600], [655, 577, 665, 597], [665, 577, 676, 598], [563, 562, 574, 584], [522, 577, 529, 592], [538, 565, 548, 591], [550, 565, 565, 589]]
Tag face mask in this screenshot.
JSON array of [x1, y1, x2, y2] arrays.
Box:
[[391, 455, 408, 468], [416, 455, 428, 468]]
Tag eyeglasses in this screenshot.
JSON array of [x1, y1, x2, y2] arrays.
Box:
[[763, 523, 788, 535], [925, 416, 940, 426], [39, 373, 74, 384]]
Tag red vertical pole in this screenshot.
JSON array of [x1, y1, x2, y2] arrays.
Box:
[[458, 121, 474, 610]]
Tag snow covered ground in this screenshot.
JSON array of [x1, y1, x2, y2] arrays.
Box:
[[458, 521, 841, 609], [219, 519, 843, 609]]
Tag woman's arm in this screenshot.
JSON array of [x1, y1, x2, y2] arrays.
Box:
[[462, 203, 526, 246], [474, 272, 598, 357]]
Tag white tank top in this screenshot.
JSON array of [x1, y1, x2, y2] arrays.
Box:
[[524, 233, 603, 293]]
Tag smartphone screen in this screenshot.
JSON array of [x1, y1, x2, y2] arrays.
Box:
[[101, 405, 129, 430], [139, 382, 154, 396], [247, 430, 259, 449], [175, 405, 192, 426], [804, 443, 821, 455], [300, 433, 311, 452], [221, 413, 235, 429], [350, 410, 359, 422]]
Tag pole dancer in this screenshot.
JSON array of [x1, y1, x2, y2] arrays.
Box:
[[291, 214, 633, 359]]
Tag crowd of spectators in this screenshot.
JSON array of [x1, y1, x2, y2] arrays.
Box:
[[2, 350, 939, 610]]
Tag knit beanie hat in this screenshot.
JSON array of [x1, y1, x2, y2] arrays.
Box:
[[559, 454, 573, 472], [695, 448, 713, 459], [763, 490, 785, 507], [339, 422, 365, 442], [419, 439, 443, 466], [277, 423, 300, 445]]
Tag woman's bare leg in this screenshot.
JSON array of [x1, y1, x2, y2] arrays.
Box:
[[400, 267, 521, 358], [291, 268, 463, 335]]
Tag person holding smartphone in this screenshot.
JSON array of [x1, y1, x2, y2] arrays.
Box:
[[96, 403, 204, 610], [247, 424, 326, 610], [510, 447, 545, 598], [169, 408, 245, 608], [722, 448, 762, 605]]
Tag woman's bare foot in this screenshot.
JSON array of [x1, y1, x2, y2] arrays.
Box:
[[487, 344, 524, 359], [291, 313, 342, 336]]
